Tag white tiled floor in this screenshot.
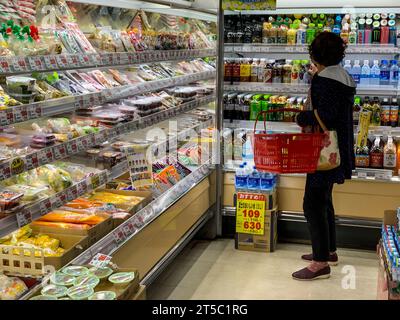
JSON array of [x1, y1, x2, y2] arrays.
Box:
[[147, 239, 379, 300]]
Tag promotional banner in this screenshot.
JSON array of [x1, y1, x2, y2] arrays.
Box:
[[222, 0, 276, 10], [236, 193, 266, 235]]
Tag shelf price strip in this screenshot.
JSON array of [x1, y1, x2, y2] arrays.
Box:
[[236, 193, 266, 236]]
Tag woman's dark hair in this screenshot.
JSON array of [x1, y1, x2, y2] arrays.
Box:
[[309, 32, 347, 66]]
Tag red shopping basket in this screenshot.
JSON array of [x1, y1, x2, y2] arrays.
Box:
[[253, 109, 324, 174]]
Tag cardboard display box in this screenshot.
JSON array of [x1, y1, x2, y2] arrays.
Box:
[[31, 216, 114, 246], [235, 209, 278, 253], [131, 284, 146, 300], [0, 233, 89, 277]]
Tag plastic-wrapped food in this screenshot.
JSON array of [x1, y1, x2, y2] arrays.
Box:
[[36, 165, 73, 192], [6, 185, 48, 202], [88, 191, 145, 211], [0, 190, 24, 210], [0, 133, 21, 147], [6, 76, 37, 103], [38, 210, 106, 225], [31, 220, 91, 230], [0, 275, 28, 300], [89, 70, 114, 89], [46, 118, 71, 134], [108, 69, 130, 85], [78, 73, 105, 91]]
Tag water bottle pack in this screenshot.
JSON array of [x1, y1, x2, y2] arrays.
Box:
[[235, 162, 277, 193]]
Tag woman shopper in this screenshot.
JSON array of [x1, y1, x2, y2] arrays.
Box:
[[292, 32, 356, 281]]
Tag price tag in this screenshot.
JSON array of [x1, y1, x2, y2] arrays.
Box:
[[67, 185, 78, 201], [78, 54, 90, 66], [39, 198, 52, 216], [28, 56, 44, 71], [56, 55, 68, 68], [13, 57, 28, 72], [25, 153, 39, 171], [43, 55, 58, 69], [69, 55, 80, 67], [113, 229, 126, 245], [89, 253, 113, 268], [13, 105, 28, 123], [37, 148, 54, 165], [75, 96, 85, 109], [50, 194, 64, 209], [375, 172, 392, 180], [27, 104, 42, 119], [113, 53, 121, 65], [236, 192, 266, 236], [77, 136, 89, 151], [10, 157, 25, 176], [0, 57, 11, 73], [66, 140, 78, 154], [357, 171, 368, 179], [0, 109, 11, 126], [53, 144, 67, 160], [77, 180, 88, 195], [16, 210, 32, 228], [122, 222, 135, 237], [0, 162, 11, 181]]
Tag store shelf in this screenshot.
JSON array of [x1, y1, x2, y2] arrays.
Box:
[[224, 119, 301, 132], [0, 49, 216, 76], [0, 93, 215, 182], [224, 44, 400, 55], [0, 69, 215, 127], [225, 82, 399, 96], [0, 95, 214, 239]]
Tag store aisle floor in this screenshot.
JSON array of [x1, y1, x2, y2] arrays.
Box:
[[147, 239, 378, 300]]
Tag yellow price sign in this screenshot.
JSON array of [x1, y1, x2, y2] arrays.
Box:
[[236, 192, 265, 235]]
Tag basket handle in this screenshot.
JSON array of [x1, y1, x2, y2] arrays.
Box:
[[254, 108, 302, 132]]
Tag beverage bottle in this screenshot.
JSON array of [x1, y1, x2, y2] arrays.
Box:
[[240, 58, 251, 82], [252, 19, 263, 43], [250, 59, 259, 82], [310, 14, 319, 24], [316, 23, 324, 36], [269, 24, 278, 44], [260, 172, 274, 192], [372, 21, 381, 44], [390, 98, 399, 127], [384, 136, 397, 173], [235, 164, 248, 192], [243, 22, 253, 44], [371, 97, 381, 126], [335, 15, 342, 27], [262, 22, 271, 44], [282, 60, 292, 84], [264, 59, 274, 83], [340, 23, 350, 43], [277, 25, 288, 44], [319, 14, 327, 26], [380, 20, 389, 44], [381, 98, 391, 126], [237, 93, 246, 120], [272, 63, 282, 83], [257, 58, 266, 82], [327, 16, 335, 27], [351, 60, 361, 84], [232, 58, 241, 83], [373, 13, 381, 21], [302, 60, 312, 84], [388, 20, 397, 45], [306, 23, 316, 44], [247, 166, 261, 191], [298, 60, 306, 82], [357, 18, 365, 44], [250, 95, 261, 121], [342, 14, 350, 26], [349, 26, 357, 44], [291, 60, 300, 84], [380, 60, 390, 85], [360, 60, 371, 86], [226, 93, 237, 121], [296, 24, 306, 45], [370, 60, 381, 86], [390, 60, 399, 87], [224, 59, 232, 83], [364, 19, 373, 43], [287, 24, 297, 45], [370, 136, 384, 168], [332, 24, 341, 37], [353, 96, 361, 125], [344, 60, 352, 75]]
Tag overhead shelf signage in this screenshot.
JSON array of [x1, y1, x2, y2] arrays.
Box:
[[222, 0, 276, 10]]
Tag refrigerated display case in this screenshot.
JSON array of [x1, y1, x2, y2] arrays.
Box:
[[0, 0, 219, 300]]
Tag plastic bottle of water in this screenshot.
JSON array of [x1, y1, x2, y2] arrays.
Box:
[[260, 172, 274, 191], [247, 166, 261, 191], [380, 60, 390, 86], [351, 60, 361, 84], [343, 60, 352, 75], [370, 60, 381, 86], [360, 60, 371, 86], [390, 60, 399, 87], [235, 164, 248, 191]]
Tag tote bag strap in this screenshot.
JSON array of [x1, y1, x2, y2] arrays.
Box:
[[313, 109, 328, 132]]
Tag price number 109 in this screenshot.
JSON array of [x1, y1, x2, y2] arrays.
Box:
[[242, 209, 260, 218]]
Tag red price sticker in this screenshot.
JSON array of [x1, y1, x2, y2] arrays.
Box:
[[13, 57, 28, 72], [89, 253, 112, 268], [53, 144, 67, 160], [0, 57, 11, 73], [66, 140, 78, 154], [37, 148, 54, 165], [235, 192, 266, 236], [27, 104, 42, 119], [113, 229, 126, 245], [16, 210, 32, 228], [79, 54, 90, 66], [50, 194, 64, 209], [13, 105, 28, 123], [122, 222, 135, 237], [39, 198, 52, 216], [43, 55, 58, 69], [56, 55, 68, 68], [67, 185, 78, 201], [77, 180, 88, 195], [25, 153, 39, 171]]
